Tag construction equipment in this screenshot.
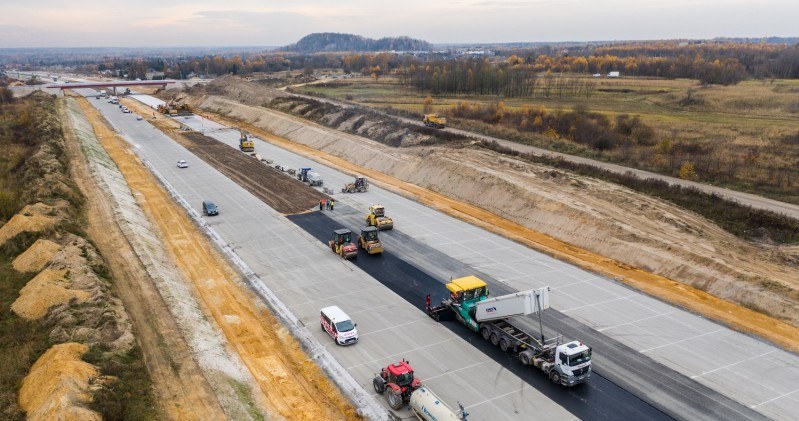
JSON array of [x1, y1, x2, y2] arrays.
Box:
[[426, 276, 592, 387], [357, 226, 384, 255], [328, 229, 357, 259], [297, 167, 324, 186], [157, 98, 192, 116], [373, 359, 421, 410], [410, 386, 468, 421], [365, 205, 393, 230], [239, 131, 255, 152], [423, 114, 447, 129], [342, 175, 369, 193]]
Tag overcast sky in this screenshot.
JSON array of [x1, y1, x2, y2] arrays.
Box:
[[2, 0, 797, 48]]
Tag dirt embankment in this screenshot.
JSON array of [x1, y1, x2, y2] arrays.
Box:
[[63, 97, 230, 421], [86, 96, 361, 420], [178, 131, 324, 213], [1, 93, 154, 420], [180, 82, 799, 353]]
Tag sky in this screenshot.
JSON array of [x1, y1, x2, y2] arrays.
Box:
[[1, 0, 797, 48]]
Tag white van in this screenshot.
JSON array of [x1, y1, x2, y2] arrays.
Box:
[[320, 306, 358, 345]]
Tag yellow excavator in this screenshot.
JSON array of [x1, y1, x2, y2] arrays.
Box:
[[239, 130, 255, 152], [157, 98, 192, 116], [366, 205, 394, 230], [423, 114, 447, 129]]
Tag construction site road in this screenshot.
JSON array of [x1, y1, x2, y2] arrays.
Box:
[[289, 211, 676, 421], [283, 89, 799, 220], [288, 208, 767, 421], [172, 100, 799, 421], [82, 91, 576, 421]]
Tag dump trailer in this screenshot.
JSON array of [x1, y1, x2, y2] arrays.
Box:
[[423, 114, 447, 129], [409, 386, 468, 421], [426, 276, 592, 387], [239, 131, 255, 152]]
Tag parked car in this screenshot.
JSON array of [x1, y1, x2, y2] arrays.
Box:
[[136, 115, 143, 121], [320, 306, 358, 345], [202, 200, 218, 216], [177, 160, 188, 168]]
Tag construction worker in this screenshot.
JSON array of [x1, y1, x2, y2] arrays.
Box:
[[319, 199, 324, 211], [330, 199, 335, 211]]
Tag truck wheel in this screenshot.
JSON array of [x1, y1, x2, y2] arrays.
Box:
[[481, 327, 491, 341], [387, 388, 403, 410], [373, 377, 386, 394], [490, 333, 500, 347], [499, 338, 510, 352], [519, 353, 531, 366], [550, 371, 561, 385]]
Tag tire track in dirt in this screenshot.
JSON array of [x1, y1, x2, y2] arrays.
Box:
[[177, 131, 324, 214], [60, 99, 227, 421], [79, 97, 362, 421]]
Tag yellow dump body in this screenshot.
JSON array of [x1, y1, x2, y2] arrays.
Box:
[[423, 114, 447, 128]]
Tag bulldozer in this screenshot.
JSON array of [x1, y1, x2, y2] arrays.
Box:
[[329, 229, 358, 259], [423, 114, 447, 129], [239, 131, 255, 152], [357, 226, 383, 255], [342, 175, 369, 193], [366, 205, 394, 230]]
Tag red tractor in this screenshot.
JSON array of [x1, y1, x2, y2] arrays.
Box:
[[372, 359, 422, 410]]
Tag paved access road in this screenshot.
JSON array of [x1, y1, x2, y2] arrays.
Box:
[[174, 110, 799, 421]]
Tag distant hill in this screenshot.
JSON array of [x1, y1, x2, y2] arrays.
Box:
[[281, 33, 432, 53]]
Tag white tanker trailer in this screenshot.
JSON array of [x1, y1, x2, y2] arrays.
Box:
[[409, 386, 468, 421]]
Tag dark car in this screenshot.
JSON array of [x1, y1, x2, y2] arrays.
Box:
[[202, 200, 218, 216]]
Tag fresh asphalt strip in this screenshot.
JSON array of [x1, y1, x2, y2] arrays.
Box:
[[289, 211, 673, 421]]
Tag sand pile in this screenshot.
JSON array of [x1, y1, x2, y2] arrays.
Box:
[[19, 343, 102, 421], [11, 269, 92, 320], [0, 202, 58, 246], [12, 238, 62, 272]]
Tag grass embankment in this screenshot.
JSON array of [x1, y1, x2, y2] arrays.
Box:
[[0, 93, 156, 420], [299, 77, 799, 205]]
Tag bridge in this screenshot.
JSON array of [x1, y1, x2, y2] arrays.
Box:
[[46, 80, 176, 95]]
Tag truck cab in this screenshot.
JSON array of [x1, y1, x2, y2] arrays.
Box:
[[552, 341, 592, 386]]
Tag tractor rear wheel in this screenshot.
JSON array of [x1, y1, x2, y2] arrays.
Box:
[[387, 388, 403, 410]]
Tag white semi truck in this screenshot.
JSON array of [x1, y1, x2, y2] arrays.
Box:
[[426, 276, 592, 386]]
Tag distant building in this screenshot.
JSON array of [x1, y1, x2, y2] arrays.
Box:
[[607, 71, 620, 78]]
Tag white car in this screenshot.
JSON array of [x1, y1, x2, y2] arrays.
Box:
[[177, 160, 188, 168], [135, 115, 143, 121]]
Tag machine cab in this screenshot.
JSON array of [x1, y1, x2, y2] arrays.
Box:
[[446, 276, 489, 306], [371, 205, 385, 218], [385, 360, 418, 389], [333, 228, 352, 244], [360, 226, 379, 242]]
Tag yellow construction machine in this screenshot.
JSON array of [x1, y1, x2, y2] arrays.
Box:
[[157, 99, 192, 116], [239, 131, 255, 152], [365, 205, 394, 230], [423, 114, 447, 129], [342, 175, 369, 193], [357, 226, 384, 255]]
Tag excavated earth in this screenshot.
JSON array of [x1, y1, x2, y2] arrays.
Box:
[[177, 131, 324, 213]]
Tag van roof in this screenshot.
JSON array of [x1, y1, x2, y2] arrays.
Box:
[[320, 305, 350, 322]]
